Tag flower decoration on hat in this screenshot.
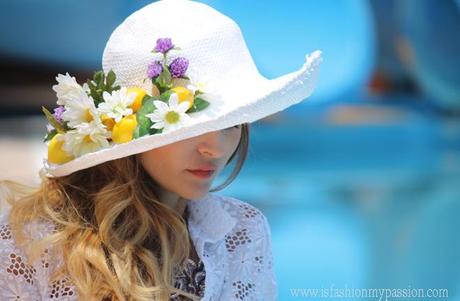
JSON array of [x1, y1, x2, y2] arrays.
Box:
[[42, 37, 210, 165]]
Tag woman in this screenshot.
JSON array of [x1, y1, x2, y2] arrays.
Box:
[[0, 0, 322, 300]]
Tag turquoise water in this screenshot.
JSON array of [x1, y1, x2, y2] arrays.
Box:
[[217, 101, 460, 300]]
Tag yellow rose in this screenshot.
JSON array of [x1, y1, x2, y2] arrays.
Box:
[[48, 134, 74, 164], [171, 86, 194, 110], [112, 114, 137, 144], [127, 87, 147, 113], [100, 114, 115, 131]]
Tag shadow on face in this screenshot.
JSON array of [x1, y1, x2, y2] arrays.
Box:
[[137, 125, 243, 202]]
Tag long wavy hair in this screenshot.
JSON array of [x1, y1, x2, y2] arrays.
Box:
[[0, 123, 250, 300]]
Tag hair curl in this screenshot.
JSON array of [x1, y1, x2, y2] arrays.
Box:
[[0, 123, 250, 300]]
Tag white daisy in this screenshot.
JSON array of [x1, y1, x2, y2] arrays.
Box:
[[61, 89, 99, 128], [97, 87, 136, 123], [145, 93, 191, 133], [187, 82, 206, 94], [52, 72, 89, 106], [63, 121, 111, 157]]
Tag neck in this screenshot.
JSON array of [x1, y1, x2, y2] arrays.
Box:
[[156, 188, 188, 218]]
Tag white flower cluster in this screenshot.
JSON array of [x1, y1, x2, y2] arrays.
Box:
[[51, 73, 135, 157], [46, 70, 210, 165]]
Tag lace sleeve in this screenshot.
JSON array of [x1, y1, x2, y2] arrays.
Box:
[[258, 213, 278, 300], [0, 212, 77, 300], [222, 199, 279, 300], [0, 220, 43, 299]]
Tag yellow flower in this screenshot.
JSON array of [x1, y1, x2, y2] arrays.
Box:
[[48, 134, 74, 164], [127, 87, 147, 112], [112, 114, 138, 143], [171, 86, 194, 110], [100, 114, 115, 131]]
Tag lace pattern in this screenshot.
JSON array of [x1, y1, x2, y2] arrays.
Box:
[[0, 194, 277, 300]]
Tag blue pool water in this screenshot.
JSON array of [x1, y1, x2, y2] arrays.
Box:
[[216, 100, 460, 300]]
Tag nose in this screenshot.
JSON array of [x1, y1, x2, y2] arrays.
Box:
[[197, 130, 226, 158]]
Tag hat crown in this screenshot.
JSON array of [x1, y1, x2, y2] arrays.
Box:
[[43, 0, 322, 177], [102, 0, 261, 93]]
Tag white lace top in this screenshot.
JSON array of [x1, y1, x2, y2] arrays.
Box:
[[0, 193, 278, 300]]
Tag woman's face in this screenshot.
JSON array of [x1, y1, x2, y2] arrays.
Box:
[[137, 125, 242, 201]]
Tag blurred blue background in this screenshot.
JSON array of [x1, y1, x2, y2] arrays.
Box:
[[0, 0, 459, 300]]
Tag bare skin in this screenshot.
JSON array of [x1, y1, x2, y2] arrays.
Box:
[[136, 125, 242, 218]]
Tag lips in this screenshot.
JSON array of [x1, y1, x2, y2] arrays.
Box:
[[187, 163, 217, 179], [187, 169, 215, 179], [188, 163, 217, 172]]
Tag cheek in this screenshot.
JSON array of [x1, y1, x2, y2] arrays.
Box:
[[139, 147, 187, 183], [139, 150, 173, 180], [138, 147, 211, 199]]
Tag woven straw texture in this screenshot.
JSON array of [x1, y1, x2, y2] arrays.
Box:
[[42, 0, 323, 177]]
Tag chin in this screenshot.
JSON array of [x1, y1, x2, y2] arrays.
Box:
[[183, 189, 209, 201]]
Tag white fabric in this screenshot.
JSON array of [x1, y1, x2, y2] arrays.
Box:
[[0, 193, 277, 300], [42, 0, 322, 177]]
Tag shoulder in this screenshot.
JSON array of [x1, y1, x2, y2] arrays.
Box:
[[215, 194, 270, 227], [0, 207, 44, 298], [213, 194, 272, 252], [211, 194, 278, 300], [0, 206, 76, 300], [214, 194, 272, 247]]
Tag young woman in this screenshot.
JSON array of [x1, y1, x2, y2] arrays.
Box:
[[0, 0, 322, 300]]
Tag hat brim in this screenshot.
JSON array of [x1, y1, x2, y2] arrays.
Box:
[[41, 50, 322, 177]]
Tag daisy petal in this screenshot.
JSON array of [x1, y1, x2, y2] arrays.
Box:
[[102, 91, 111, 102], [145, 112, 163, 122], [169, 93, 179, 107], [177, 101, 190, 113], [153, 100, 169, 111], [151, 122, 164, 129]]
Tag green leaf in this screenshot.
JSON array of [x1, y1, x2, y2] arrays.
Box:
[[159, 90, 172, 102], [135, 97, 165, 138], [146, 127, 163, 135], [186, 97, 210, 113], [63, 121, 72, 131], [180, 75, 190, 80], [142, 94, 159, 105], [133, 125, 151, 139], [106, 70, 116, 88], [85, 69, 121, 106], [157, 66, 172, 89], [133, 126, 140, 139], [94, 71, 103, 84], [136, 98, 155, 130], [87, 79, 96, 90], [43, 129, 57, 142], [42, 106, 66, 133]]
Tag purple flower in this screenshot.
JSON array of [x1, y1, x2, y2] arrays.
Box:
[[53, 105, 65, 123], [169, 57, 189, 78], [154, 38, 174, 54], [147, 60, 163, 78]]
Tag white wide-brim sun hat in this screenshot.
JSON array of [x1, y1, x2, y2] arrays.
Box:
[[41, 0, 323, 177]]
